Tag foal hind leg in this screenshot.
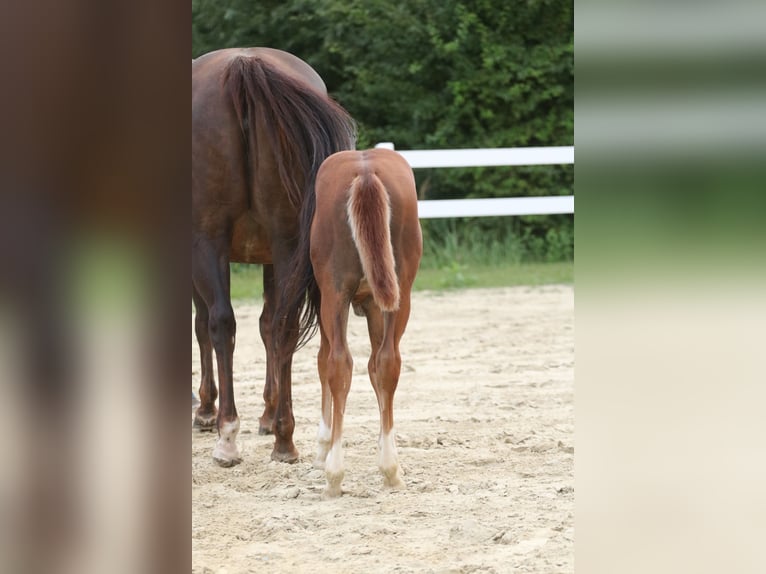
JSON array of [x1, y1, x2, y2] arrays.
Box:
[[321, 293, 353, 498], [258, 265, 277, 435], [364, 302, 407, 489], [313, 323, 333, 469], [192, 286, 218, 430], [193, 236, 241, 466]]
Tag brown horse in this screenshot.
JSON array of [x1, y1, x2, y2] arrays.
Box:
[[192, 48, 356, 466], [310, 148, 422, 497]]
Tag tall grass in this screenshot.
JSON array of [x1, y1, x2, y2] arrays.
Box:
[[420, 216, 574, 268]]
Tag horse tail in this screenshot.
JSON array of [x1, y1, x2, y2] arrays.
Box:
[[223, 55, 356, 354], [224, 55, 356, 209], [346, 173, 400, 312]]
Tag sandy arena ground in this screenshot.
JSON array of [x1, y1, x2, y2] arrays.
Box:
[[192, 285, 574, 573]]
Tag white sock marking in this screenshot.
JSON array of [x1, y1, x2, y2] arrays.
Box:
[[314, 418, 332, 468], [213, 418, 241, 464], [325, 439, 344, 478], [379, 429, 404, 488]]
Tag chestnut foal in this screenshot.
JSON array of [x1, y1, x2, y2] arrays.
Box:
[[310, 148, 422, 498]]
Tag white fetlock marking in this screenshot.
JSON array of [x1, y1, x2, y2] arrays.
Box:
[[325, 439, 344, 477], [324, 439, 345, 495], [379, 429, 404, 488], [213, 419, 241, 463], [314, 419, 332, 469], [323, 472, 344, 499], [317, 418, 332, 443]]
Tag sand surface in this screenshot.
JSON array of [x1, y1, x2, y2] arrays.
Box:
[[192, 286, 574, 573]]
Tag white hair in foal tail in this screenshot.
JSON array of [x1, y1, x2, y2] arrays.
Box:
[[346, 172, 400, 311]]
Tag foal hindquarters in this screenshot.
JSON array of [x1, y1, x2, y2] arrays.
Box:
[[310, 148, 421, 498]]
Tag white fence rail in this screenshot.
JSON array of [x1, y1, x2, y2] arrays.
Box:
[[375, 143, 574, 219]]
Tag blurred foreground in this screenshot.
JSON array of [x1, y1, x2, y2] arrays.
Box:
[[0, 2, 189, 573], [577, 2, 766, 573]]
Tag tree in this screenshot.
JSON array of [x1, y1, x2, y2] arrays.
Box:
[[193, 0, 574, 262]]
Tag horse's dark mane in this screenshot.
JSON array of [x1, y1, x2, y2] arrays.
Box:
[[223, 55, 357, 360]]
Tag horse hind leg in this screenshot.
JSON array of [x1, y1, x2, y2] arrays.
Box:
[[365, 302, 406, 490], [267, 258, 302, 463], [193, 237, 241, 467], [320, 293, 353, 498], [314, 323, 333, 469], [192, 285, 218, 431], [258, 264, 277, 435]]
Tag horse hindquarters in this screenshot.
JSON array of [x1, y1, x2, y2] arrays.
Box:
[[347, 169, 411, 487], [313, 159, 414, 496]]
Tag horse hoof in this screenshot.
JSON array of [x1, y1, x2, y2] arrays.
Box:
[[193, 421, 216, 432], [384, 477, 406, 490], [212, 442, 242, 467], [321, 486, 343, 500], [212, 453, 242, 467], [382, 466, 405, 490], [193, 412, 217, 432], [270, 446, 299, 464], [322, 470, 344, 499]]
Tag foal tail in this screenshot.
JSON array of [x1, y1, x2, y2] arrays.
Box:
[[346, 173, 400, 312]]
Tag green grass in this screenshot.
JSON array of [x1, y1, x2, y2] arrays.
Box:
[[229, 264, 265, 301], [228, 261, 573, 301], [413, 261, 573, 291]]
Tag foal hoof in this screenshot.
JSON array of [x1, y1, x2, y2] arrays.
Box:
[[322, 470, 345, 499], [384, 476, 406, 490], [193, 411, 217, 432], [382, 466, 406, 490], [321, 485, 343, 500], [270, 445, 299, 464]]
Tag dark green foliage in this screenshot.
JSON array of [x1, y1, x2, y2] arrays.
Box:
[[193, 0, 573, 262]]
